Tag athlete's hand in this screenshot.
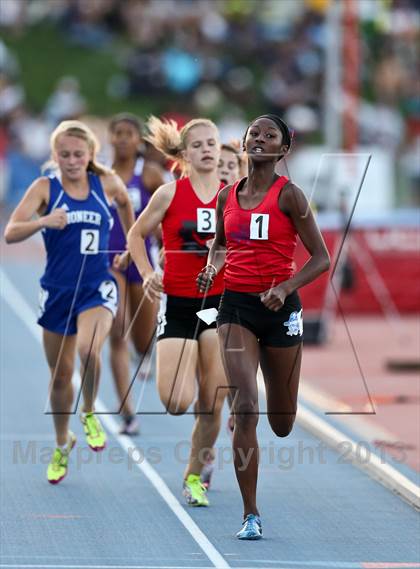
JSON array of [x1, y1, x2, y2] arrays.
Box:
[[260, 283, 289, 312], [113, 251, 130, 271], [41, 208, 68, 230], [142, 271, 163, 302], [197, 265, 217, 294]]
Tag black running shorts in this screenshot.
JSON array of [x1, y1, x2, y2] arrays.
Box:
[[217, 289, 303, 347], [157, 294, 221, 341]]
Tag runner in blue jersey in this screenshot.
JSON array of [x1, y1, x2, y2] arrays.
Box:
[[4, 120, 134, 484], [107, 114, 166, 435]]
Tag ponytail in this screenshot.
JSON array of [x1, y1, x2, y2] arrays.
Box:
[[145, 115, 218, 176]]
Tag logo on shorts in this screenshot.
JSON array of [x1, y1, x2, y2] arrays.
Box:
[[283, 309, 303, 337], [157, 294, 167, 337], [38, 287, 49, 318]]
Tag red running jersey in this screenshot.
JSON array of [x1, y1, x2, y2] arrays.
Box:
[[223, 176, 297, 293], [162, 177, 224, 297]]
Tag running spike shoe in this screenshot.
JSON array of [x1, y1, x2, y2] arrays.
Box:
[[236, 514, 263, 540], [183, 474, 209, 506], [47, 431, 76, 484], [119, 415, 140, 436], [80, 412, 107, 451]]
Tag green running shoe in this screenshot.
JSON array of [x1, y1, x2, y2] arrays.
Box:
[[80, 412, 107, 451], [183, 474, 209, 507], [47, 431, 76, 485]]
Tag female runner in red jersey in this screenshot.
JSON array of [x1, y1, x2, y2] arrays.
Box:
[[198, 114, 330, 539], [127, 116, 227, 507]]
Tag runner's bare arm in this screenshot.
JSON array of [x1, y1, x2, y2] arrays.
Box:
[[279, 182, 330, 294], [127, 181, 176, 301], [4, 178, 67, 243], [102, 172, 135, 236]]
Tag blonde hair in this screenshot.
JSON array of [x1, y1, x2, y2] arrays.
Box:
[[145, 116, 219, 175], [43, 120, 111, 176]]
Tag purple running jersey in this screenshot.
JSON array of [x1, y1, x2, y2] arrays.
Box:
[[109, 157, 153, 283]]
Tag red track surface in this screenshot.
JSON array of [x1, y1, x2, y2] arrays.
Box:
[[302, 315, 420, 471]]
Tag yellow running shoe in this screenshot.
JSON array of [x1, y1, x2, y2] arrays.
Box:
[[47, 431, 76, 485], [183, 474, 209, 506], [80, 412, 107, 451]]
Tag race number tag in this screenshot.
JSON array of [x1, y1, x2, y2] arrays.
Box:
[[197, 208, 216, 233], [250, 213, 269, 240], [99, 280, 118, 315], [99, 280, 117, 302], [80, 229, 99, 254]]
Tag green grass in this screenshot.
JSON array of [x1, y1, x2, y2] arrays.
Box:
[[2, 23, 159, 117], [3, 22, 265, 122]]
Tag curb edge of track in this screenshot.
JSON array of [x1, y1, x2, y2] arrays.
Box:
[[297, 402, 420, 510], [257, 374, 420, 510]]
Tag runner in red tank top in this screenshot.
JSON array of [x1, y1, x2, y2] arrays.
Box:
[[127, 116, 228, 507], [198, 115, 331, 539], [161, 175, 224, 297]]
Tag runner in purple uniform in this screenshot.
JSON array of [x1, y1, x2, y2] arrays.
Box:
[[108, 114, 166, 435]]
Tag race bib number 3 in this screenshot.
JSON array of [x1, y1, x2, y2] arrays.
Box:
[[80, 229, 99, 254], [197, 208, 216, 233], [250, 213, 269, 240]]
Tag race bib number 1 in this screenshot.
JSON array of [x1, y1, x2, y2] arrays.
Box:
[[197, 208, 216, 233], [250, 213, 269, 240], [80, 229, 99, 254]]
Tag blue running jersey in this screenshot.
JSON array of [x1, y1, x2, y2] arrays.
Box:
[[41, 173, 114, 287]]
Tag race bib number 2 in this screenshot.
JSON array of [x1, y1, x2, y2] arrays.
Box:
[[99, 280, 118, 315], [197, 208, 216, 233], [99, 280, 117, 302], [80, 229, 99, 254]]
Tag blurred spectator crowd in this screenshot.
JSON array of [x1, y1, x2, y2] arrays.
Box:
[[0, 0, 419, 206]]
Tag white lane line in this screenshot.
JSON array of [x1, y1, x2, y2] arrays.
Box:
[[0, 267, 230, 569], [0, 566, 216, 569], [2, 565, 420, 569], [257, 373, 420, 509]]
